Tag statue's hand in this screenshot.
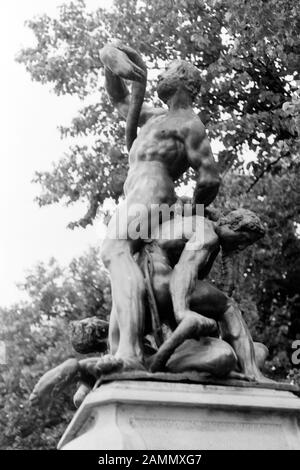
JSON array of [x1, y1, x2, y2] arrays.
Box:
[[100, 43, 146, 82]]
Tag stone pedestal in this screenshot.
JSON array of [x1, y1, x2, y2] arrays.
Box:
[[58, 380, 300, 450]]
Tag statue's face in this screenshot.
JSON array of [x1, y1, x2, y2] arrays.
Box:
[[215, 209, 265, 253], [70, 318, 108, 354], [216, 224, 263, 253], [157, 60, 201, 104], [157, 61, 181, 103]]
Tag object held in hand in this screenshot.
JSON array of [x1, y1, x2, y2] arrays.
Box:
[[100, 42, 146, 82]]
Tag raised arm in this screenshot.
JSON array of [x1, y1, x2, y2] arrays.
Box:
[[184, 119, 221, 207], [104, 66, 164, 126], [100, 42, 165, 131], [103, 66, 131, 119]]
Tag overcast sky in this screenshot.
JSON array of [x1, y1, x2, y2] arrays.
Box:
[[0, 1, 113, 306]]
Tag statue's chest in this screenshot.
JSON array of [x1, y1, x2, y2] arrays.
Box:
[[137, 119, 189, 177]]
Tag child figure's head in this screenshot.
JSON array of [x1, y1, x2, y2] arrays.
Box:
[[215, 208, 265, 253]]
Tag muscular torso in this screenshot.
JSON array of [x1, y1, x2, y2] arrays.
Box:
[[124, 108, 200, 199]]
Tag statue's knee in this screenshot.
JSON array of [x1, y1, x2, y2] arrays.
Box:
[[218, 344, 237, 376], [101, 239, 122, 267], [174, 309, 188, 323], [222, 300, 244, 342], [224, 344, 237, 370], [221, 322, 241, 343]]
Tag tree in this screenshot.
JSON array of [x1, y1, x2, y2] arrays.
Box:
[[16, 0, 300, 226], [0, 248, 110, 449]]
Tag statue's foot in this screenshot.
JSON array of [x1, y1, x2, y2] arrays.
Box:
[[149, 352, 166, 373], [95, 352, 145, 373], [96, 354, 124, 375], [228, 371, 254, 381], [116, 354, 146, 372], [251, 372, 275, 384], [236, 367, 275, 384]]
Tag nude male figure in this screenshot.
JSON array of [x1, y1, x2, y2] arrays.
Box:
[[99, 42, 220, 369]]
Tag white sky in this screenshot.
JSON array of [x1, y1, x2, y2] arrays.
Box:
[[0, 1, 113, 306]]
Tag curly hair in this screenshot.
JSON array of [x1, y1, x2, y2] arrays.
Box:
[[157, 60, 202, 104], [218, 208, 265, 237]]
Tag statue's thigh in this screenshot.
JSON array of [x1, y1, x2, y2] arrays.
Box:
[[190, 281, 228, 320], [167, 337, 236, 376]]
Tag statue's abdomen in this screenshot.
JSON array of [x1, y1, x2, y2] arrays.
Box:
[[124, 160, 176, 206], [130, 132, 189, 181]]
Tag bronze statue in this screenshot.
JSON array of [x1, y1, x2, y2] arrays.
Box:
[[30, 42, 278, 413], [99, 41, 220, 370], [30, 209, 272, 410]]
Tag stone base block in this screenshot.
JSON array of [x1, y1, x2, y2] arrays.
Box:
[[58, 380, 300, 450]]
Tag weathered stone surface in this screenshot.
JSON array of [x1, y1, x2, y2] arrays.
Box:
[[69, 317, 108, 354], [58, 380, 300, 450], [99, 369, 300, 392]]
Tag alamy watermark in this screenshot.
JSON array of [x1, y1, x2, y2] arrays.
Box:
[[106, 202, 205, 249], [291, 340, 300, 365]]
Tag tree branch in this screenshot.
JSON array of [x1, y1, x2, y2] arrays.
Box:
[[246, 153, 289, 193]]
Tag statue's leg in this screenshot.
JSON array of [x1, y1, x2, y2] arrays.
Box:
[[150, 313, 216, 372], [108, 304, 120, 355], [101, 194, 151, 370], [254, 342, 269, 370], [166, 337, 237, 377], [168, 228, 218, 333], [189, 281, 270, 381], [227, 342, 270, 381], [218, 298, 272, 382], [102, 237, 146, 370]]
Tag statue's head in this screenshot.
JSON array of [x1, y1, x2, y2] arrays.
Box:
[[157, 60, 201, 104], [215, 208, 265, 253], [70, 318, 108, 354]]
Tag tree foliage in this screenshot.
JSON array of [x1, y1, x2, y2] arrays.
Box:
[[0, 248, 110, 449], [16, 0, 300, 225]]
